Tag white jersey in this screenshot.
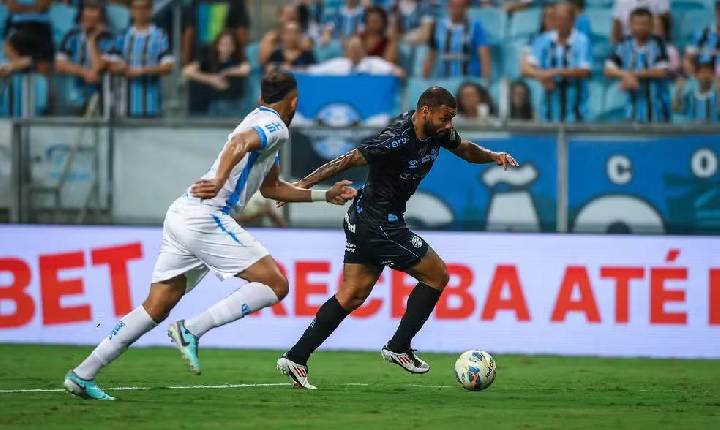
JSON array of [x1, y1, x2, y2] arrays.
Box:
[[183, 106, 289, 214]]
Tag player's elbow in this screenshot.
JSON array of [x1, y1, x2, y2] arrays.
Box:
[[259, 183, 278, 200]]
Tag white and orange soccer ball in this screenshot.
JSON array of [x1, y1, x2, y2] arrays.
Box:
[[454, 350, 497, 391]]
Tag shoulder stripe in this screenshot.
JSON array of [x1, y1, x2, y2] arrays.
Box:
[[253, 126, 268, 149]]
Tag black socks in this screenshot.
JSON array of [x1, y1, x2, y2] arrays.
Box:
[[286, 296, 349, 365], [387, 283, 441, 353]]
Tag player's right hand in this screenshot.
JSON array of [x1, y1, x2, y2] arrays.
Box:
[[326, 180, 357, 205], [190, 178, 223, 199]]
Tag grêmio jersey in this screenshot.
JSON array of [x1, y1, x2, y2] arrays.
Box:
[[354, 110, 461, 223]]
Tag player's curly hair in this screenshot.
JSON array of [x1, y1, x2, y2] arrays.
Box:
[[261, 71, 297, 104], [417, 87, 456, 110]]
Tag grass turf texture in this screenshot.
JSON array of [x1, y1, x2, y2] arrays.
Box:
[[0, 345, 718, 429]]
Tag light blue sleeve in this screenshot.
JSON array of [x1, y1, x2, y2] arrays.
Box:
[[576, 34, 591, 69]]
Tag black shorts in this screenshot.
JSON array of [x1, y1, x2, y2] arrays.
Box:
[[343, 208, 429, 271], [5, 21, 55, 63]]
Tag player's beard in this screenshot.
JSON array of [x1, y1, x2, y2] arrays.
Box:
[[284, 108, 296, 126]]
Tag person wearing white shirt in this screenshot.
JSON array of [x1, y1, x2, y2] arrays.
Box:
[[307, 35, 406, 77], [612, 0, 669, 43]]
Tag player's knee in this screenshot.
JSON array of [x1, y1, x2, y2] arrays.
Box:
[[268, 273, 289, 301], [427, 263, 450, 291], [336, 287, 369, 311]]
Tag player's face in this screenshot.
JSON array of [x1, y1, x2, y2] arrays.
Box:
[[282, 90, 298, 126], [422, 105, 456, 137]]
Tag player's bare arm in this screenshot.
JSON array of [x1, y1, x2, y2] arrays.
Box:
[[451, 139, 519, 171], [296, 148, 368, 189], [190, 128, 263, 199], [260, 164, 357, 205]]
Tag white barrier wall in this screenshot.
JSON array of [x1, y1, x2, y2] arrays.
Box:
[[0, 225, 718, 358]]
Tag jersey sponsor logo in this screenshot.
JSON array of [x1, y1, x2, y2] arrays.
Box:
[[266, 122, 284, 133], [388, 213, 399, 222], [411, 235, 423, 248], [386, 136, 408, 148]]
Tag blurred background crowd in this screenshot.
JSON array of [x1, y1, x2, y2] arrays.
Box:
[[1, 0, 720, 124]]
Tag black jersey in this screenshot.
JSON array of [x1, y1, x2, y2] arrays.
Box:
[[354, 111, 461, 223]]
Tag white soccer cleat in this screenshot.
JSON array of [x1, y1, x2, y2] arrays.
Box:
[[381, 346, 430, 374], [277, 354, 317, 390]]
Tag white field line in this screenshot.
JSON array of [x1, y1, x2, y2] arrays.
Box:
[[0, 382, 454, 394]]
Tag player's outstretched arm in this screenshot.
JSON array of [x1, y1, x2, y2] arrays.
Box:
[[191, 129, 263, 199], [450, 140, 519, 170], [296, 149, 368, 189], [261, 165, 357, 205]]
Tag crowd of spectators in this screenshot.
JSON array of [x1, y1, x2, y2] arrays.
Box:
[[2, 0, 720, 123]]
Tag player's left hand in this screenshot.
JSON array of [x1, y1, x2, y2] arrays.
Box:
[[326, 180, 357, 205], [190, 178, 223, 199], [493, 152, 519, 171]]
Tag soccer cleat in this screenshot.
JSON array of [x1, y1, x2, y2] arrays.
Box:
[[168, 320, 202, 375], [381, 345, 430, 374], [277, 354, 317, 390], [63, 370, 115, 400]]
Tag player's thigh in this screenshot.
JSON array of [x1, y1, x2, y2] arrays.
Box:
[[189, 213, 270, 281], [235, 255, 288, 299], [152, 212, 209, 294], [404, 247, 449, 291], [336, 263, 383, 311]]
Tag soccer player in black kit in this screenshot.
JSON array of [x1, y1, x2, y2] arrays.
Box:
[[277, 87, 518, 389]]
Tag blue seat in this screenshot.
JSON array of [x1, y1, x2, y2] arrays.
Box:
[[587, 7, 613, 40], [107, 4, 130, 34], [49, 4, 77, 47], [502, 39, 527, 79], [586, 80, 605, 121], [590, 35, 610, 66], [509, 7, 542, 41], [585, 0, 613, 7], [413, 44, 429, 77], [468, 7, 506, 44], [398, 42, 415, 77], [240, 70, 261, 115], [314, 39, 342, 62], [0, 4, 8, 38], [672, 0, 710, 12], [676, 9, 714, 47]]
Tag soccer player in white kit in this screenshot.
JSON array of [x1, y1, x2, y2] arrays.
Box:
[[63, 71, 357, 400]]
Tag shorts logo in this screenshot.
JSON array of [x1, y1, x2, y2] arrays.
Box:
[[411, 235, 423, 248], [345, 242, 356, 253], [381, 260, 394, 267]]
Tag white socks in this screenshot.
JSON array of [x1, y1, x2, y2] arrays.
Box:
[[74, 306, 157, 380], [184, 282, 279, 338]]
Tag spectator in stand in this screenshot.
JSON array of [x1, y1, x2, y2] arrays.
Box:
[[422, 0, 491, 81], [265, 21, 317, 72], [605, 7, 670, 123], [674, 59, 719, 123], [111, 0, 174, 118], [307, 35, 405, 77], [3, 0, 53, 75], [391, 0, 434, 45], [683, 1, 720, 77], [182, 0, 249, 65], [611, 0, 669, 44], [55, 0, 117, 113], [570, 0, 591, 40], [454, 81, 496, 123], [360, 6, 397, 63], [321, 0, 366, 44], [184, 30, 250, 116], [259, 4, 314, 67], [509, 79, 534, 120], [523, 2, 591, 123]]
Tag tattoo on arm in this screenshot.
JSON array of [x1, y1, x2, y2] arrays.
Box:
[[299, 149, 367, 188]]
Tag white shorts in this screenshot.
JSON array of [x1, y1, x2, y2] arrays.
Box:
[[151, 199, 269, 292]]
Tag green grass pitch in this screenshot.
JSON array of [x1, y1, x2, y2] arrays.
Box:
[[0, 344, 718, 429]]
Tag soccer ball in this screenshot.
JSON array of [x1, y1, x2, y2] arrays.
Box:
[[454, 350, 497, 391]]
